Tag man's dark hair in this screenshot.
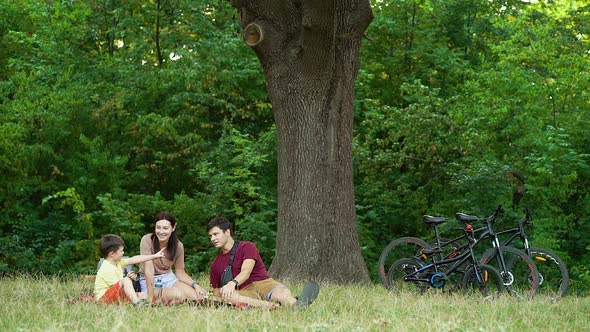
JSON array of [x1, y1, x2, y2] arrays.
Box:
[[207, 216, 233, 236], [99, 234, 125, 258]]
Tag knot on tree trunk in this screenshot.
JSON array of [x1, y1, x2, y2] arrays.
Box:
[[243, 23, 264, 47]]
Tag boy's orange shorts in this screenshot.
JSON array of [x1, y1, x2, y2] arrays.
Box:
[[98, 282, 129, 304]]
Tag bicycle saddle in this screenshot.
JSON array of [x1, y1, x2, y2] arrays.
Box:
[[422, 215, 446, 225], [455, 213, 479, 224]]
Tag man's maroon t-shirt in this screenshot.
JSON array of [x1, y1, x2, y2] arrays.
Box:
[[209, 241, 270, 289]]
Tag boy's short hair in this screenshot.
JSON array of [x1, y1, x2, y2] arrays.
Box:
[[99, 234, 125, 258], [207, 216, 233, 235]]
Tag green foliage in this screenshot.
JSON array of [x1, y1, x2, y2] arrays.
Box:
[[0, 0, 588, 292], [0, 0, 273, 276], [356, 0, 590, 289], [190, 121, 278, 269]]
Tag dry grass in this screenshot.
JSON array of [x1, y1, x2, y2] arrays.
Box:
[[1, 275, 588, 331]]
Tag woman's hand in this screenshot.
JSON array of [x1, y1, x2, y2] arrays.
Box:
[[193, 284, 209, 300]]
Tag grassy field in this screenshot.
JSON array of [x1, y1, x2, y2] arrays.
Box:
[[1, 275, 589, 331]]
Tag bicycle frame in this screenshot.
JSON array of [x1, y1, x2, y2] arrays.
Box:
[[494, 210, 532, 255], [427, 207, 532, 292], [404, 226, 487, 288]]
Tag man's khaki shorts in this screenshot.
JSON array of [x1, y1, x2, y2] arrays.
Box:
[[238, 278, 285, 301]]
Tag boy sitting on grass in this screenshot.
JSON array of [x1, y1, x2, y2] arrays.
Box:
[[94, 234, 165, 306]]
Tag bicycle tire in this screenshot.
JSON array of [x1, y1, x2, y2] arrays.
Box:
[[480, 246, 540, 299], [529, 247, 569, 300], [462, 264, 505, 298], [387, 257, 426, 293], [378, 237, 431, 289]]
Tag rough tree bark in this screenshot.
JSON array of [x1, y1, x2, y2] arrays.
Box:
[[228, 0, 373, 284]]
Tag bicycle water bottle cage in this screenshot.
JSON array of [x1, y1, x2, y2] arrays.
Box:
[[422, 215, 446, 225], [455, 213, 479, 224]]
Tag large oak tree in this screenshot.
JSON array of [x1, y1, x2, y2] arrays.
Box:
[[227, 0, 374, 283]]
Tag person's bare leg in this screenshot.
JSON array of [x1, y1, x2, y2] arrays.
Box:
[[211, 293, 276, 309], [269, 287, 297, 307], [234, 293, 277, 308], [157, 287, 185, 303], [121, 277, 140, 303], [166, 282, 207, 303], [155, 284, 207, 304]]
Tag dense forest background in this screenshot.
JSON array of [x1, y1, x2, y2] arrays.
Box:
[[1, 0, 589, 292]]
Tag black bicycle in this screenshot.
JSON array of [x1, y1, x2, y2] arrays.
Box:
[[387, 217, 505, 298], [422, 208, 541, 299], [380, 209, 540, 299], [479, 207, 569, 300]]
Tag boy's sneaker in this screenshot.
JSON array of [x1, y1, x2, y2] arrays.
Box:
[[294, 281, 320, 308], [132, 298, 150, 307]]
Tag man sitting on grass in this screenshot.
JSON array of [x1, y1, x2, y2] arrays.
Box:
[[207, 216, 320, 309], [94, 234, 165, 306]]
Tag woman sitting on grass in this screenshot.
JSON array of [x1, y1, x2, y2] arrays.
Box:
[[138, 211, 208, 304]]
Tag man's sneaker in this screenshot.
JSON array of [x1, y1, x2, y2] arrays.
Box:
[[294, 281, 320, 308]]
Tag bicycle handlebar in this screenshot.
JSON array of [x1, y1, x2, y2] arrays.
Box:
[[515, 207, 534, 232], [483, 205, 505, 224]]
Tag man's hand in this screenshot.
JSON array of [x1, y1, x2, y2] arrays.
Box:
[[220, 281, 237, 299]]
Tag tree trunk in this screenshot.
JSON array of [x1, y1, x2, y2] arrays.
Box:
[[229, 0, 373, 284]]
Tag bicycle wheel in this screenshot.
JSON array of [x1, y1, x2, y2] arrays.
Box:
[[387, 257, 426, 293], [378, 237, 431, 289], [480, 246, 540, 299], [529, 247, 569, 300], [462, 264, 505, 298]]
